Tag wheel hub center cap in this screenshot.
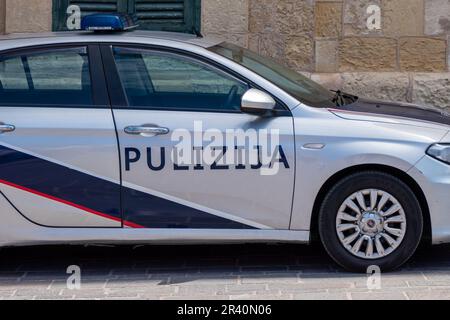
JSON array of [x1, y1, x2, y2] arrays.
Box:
[[359, 212, 384, 236], [336, 189, 407, 260]]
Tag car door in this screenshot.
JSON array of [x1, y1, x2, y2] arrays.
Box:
[[103, 45, 295, 230], [0, 44, 123, 228]]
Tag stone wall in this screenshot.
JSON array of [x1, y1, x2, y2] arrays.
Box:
[[0, 0, 5, 35], [202, 0, 450, 110], [0, 0, 448, 110], [3, 0, 52, 33]]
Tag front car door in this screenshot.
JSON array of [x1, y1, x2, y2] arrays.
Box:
[[102, 45, 295, 230], [0, 44, 123, 227]]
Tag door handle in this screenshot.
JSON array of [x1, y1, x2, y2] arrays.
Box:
[[0, 124, 15, 133], [124, 126, 170, 136]]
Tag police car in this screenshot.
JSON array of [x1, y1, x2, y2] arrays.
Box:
[[0, 13, 449, 272]]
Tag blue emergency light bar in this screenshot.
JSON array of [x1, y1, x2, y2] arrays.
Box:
[[81, 13, 139, 31]]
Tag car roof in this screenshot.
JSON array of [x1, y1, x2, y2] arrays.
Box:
[[0, 30, 302, 110], [0, 30, 223, 49]]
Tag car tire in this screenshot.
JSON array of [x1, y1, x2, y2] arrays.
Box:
[[319, 171, 423, 272]]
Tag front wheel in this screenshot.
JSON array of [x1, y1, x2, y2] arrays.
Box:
[[319, 171, 423, 272]]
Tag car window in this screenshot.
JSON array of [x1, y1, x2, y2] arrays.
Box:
[[210, 42, 336, 108], [0, 47, 93, 106], [113, 47, 249, 112]]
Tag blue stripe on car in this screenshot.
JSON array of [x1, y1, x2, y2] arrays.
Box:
[[0, 145, 254, 229]]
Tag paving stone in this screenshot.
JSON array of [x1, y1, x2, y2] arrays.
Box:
[[350, 291, 408, 300], [229, 293, 293, 300], [422, 271, 450, 280], [293, 292, 349, 300], [296, 280, 356, 290], [13, 289, 65, 298], [406, 289, 450, 300], [0, 290, 15, 297], [162, 295, 226, 301], [169, 275, 238, 286], [267, 283, 329, 293], [352, 279, 409, 289], [105, 279, 166, 288], [2, 244, 450, 299], [176, 284, 228, 296], [408, 280, 450, 288], [222, 284, 268, 295], [240, 276, 300, 285]]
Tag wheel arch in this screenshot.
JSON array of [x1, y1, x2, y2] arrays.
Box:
[[309, 164, 431, 245]]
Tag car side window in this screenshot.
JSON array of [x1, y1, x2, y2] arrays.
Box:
[[0, 47, 93, 106], [113, 47, 249, 112]]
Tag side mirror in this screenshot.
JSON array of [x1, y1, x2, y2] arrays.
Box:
[[241, 89, 276, 115]]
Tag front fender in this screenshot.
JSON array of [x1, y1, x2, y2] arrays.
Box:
[[290, 149, 423, 231], [289, 107, 445, 231]]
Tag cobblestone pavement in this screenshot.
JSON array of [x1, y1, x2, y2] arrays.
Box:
[[1, 243, 450, 300]]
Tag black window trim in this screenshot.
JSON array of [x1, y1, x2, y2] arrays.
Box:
[[100, 43, 291, 117], [0, 43, 110, 108]]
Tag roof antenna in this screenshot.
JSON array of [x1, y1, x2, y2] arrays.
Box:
[[192, 26, 203, 38]]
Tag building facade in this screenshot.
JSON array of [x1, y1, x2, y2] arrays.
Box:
[[0, 0, 448, 110]]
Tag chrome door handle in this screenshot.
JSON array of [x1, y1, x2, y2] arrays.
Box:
[[124, 126, 170, 136], [0, 124, 15, 133]]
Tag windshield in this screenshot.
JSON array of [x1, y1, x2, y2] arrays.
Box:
[[209, 42, 336, 108]]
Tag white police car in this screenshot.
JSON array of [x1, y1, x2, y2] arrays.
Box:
[[0, 14, 449, 272]]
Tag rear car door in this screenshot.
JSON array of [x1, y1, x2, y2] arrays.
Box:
[[0, 44, 123, 227], [102, 45, 295, 230]]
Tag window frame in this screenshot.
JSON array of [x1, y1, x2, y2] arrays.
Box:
[[52, 0, 201, 34], [0, 43, 110, 108], [111, 46, 251, 113], [100, 44, 291, 116]]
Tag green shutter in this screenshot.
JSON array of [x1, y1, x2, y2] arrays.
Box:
[[53, 0, 126, 31], [130, 0, 200, 33], [53, 0, 200, 33]]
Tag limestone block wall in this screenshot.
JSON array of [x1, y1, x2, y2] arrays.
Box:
[[202, 0, 450, 110], [3, 0, 52, 34], [0, 0, 448, 110]]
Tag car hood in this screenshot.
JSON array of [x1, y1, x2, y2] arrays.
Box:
[[330, 98, 450, 129]]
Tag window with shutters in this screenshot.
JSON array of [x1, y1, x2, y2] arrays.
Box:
[[52, 0, 201, 33]]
